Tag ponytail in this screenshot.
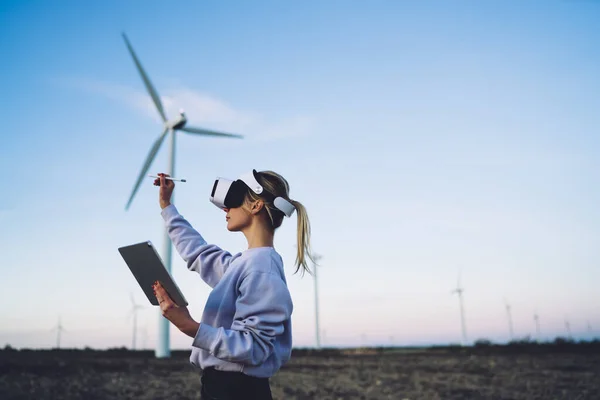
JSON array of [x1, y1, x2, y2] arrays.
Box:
[[290, 200, 314, 276]]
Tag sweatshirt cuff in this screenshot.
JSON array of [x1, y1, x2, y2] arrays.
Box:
[[160, 204, 179, 221], [192, 323, 220, 351]]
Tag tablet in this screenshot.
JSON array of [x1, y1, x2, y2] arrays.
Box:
[[118, 241, 188, 307]]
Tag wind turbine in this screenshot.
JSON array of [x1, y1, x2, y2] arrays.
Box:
[[122, 33, 243, 358], [141, 325, 149, 349], [504, 298, 514, 342], [565, 318, 572, 340], [451, 271, 467, 346], [312, 253, 322, 349], [128, 293, 144, 350], [51, 317, 66, 349], [533, 312, 541, 342]]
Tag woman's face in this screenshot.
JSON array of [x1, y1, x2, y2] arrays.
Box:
[[224, 202, 252, 232]]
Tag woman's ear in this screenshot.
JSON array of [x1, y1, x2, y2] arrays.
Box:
[[250, 199, 264, 215]]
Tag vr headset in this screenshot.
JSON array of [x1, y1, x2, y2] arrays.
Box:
[[209, 170, 295, 217]]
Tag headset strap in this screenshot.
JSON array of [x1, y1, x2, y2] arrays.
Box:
[[238, 170, 296, 217]]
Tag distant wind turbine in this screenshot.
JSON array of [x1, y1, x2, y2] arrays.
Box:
[[122, 33, 243, 358], [128, 293, 145, 350], [533, 312, 541, 342], [51, 317, 66, 349], [588, 321, 593, 334], [504, 298, 514, 342], [141, 325, 149, 349], [565, 318, 572, 340], [312, 253, 322, 349], [361, 333, 367, 347], [451, 271, 467, 346]]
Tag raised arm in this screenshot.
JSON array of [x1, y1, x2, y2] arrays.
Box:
[[191, 270, 293, 366], [161, 204, 233, 288]]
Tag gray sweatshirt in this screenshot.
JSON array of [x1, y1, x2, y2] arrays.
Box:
[[161, 204, 293, 378]]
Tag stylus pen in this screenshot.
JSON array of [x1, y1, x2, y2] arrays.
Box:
[[148, 175, 187, 183]]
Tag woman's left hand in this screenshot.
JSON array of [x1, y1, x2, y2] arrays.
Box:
[[153, 281, 200, 338]]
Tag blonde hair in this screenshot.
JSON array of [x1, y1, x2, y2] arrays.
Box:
[[245, 170, 314, 275]]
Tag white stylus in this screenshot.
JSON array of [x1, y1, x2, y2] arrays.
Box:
[[148, 175, 187, 182]]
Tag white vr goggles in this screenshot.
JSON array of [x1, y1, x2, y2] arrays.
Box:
[[209, 170, 296, 217]]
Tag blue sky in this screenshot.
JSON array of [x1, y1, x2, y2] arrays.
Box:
[[1, 0, 599, 350]]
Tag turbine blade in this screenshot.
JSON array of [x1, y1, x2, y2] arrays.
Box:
[[122, 33, 167, 122], [180, 126, 243, 139], [125, 129, 169, 210]]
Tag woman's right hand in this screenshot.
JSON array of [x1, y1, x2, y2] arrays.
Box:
[[154, 172, 175, 209]]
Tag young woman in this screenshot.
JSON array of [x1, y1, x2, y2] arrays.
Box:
[[151, 170, 313, 400]]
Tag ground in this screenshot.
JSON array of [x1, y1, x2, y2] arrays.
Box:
[[1, 344, 599, 399]]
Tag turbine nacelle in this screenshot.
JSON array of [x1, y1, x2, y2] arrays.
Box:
[[165, 110, 187, 130]]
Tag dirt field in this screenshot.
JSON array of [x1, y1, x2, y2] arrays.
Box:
[[1, 345, 599, 399]]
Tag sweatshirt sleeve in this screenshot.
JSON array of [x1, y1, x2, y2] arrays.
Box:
[[191, 270, 293, 366], [161, 204, 233, 288]]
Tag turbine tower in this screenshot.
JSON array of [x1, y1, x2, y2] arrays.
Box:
[[141, 325, 149, 349], [504, 298, 514, 342], [129, 293, 144, 350], [533, 312, 541, 342], [312, 253, 322, 349], [361, 333, 367, 347], [122, 33, 243, 358], [51, 317, 66, 349], [565, 318, 572, 340], [451, 272, 467, 346]]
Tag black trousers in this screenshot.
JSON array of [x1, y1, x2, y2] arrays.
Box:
[[200, 367, 273, 400]]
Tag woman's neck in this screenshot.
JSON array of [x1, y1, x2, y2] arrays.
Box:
[[243, 220, 274, 249]]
